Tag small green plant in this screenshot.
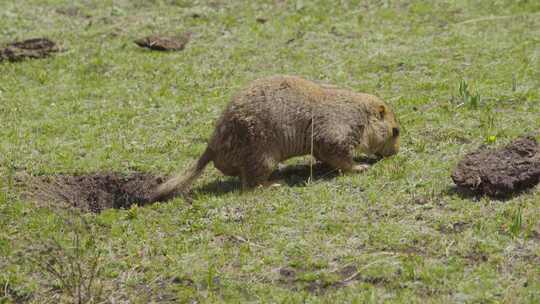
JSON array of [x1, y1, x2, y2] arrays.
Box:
[[25, 217, 104, 304], [509, 206, 523, 238], [126, 205, 139, 220], [458, 79, 481, 109], [479, 110, 497, 143]]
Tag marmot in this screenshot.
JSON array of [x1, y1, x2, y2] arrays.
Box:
[[150, 75, 400, 202]]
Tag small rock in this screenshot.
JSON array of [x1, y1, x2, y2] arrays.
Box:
[[256, 16, 268, 23], [134, 33, 192, 51]]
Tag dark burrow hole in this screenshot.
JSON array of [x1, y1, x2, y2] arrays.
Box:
[[24, 172, 164, 213]]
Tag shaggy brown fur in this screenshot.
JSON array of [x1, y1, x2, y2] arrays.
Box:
[[150, 75, 400, 202]]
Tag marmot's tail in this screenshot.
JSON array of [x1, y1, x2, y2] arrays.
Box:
[[149, 147, 213, 202]]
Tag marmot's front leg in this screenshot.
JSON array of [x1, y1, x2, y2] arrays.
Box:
[[240, 154, 277, 190], [314, 139, 370, 173]]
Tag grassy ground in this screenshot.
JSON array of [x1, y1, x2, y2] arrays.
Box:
[[1, 0, 539, 303]]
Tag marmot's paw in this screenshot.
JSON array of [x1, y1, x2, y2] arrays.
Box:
[[257, 181, 283, 188], [352, 164, 370, 172]]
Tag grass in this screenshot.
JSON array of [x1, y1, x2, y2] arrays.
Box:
[[1, 0, 540, 302]]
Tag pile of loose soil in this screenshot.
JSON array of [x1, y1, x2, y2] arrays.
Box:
[[134, 33, 191, 51], [452, 136, 540, 198], [0, 38, 60, 62], [26, 172, 164, 213]]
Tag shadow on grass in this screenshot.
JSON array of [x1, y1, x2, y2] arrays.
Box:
[[195, 156, 379, 196], [443, 185, 536, 202], [444, 186, 482, 201]]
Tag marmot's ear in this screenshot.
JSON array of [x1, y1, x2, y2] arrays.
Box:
[[378, 105, 386, 119]]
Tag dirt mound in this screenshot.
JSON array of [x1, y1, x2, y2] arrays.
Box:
[[452, 136, 540, 198], [26, 172, 164, 213], [134, 33, 191, 51], [0, 38, 60, 62]]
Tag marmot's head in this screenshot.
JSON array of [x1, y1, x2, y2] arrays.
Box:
[[361, 100, 400, 158]]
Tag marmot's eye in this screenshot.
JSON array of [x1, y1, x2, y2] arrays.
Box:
[[392, 127, 400, 137]]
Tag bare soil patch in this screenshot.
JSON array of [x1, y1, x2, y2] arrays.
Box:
[[55, 7, 91, 18], [277, 264, 389, 295], [452, 136, 540, 198], [0, 38, 60, 62], [25, 172, 164, 213], [134, 33, 191, 51], [438, 221, 470, 234]]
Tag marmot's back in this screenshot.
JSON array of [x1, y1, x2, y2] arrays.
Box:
[[221, 76, 323, 160]]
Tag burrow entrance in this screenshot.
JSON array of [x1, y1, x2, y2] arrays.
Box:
[[24, 172, 164, 213]]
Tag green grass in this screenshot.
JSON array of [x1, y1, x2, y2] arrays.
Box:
[[1, 0, 540, 302]]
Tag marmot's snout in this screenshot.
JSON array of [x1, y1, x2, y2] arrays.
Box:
[[377, 126, 400, 158]]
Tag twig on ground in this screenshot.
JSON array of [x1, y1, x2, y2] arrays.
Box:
[[232, 235, 265, 248], [455, 12, 540, 25]]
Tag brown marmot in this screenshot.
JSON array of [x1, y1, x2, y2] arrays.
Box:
[[150, 75, 400, 202]]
